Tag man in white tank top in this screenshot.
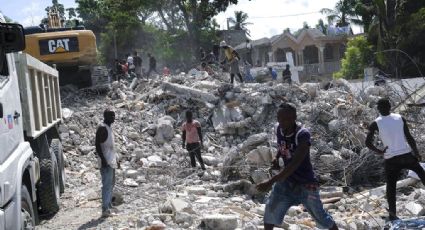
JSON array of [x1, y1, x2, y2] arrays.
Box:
[[96, 109, 118, 218], [366, 98, 425, 221]]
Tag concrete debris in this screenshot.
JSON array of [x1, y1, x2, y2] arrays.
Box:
[[154, 116, 175, 144], [405, 202, 425, 216], [201, 214, 238, 230], [43, 71, 425, 229], [123, 178, 139, 187], [162, 82, 219, 104], [240, 133, 268, 153], [170, 199, 192, 213]]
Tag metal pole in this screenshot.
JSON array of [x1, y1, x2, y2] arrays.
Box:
[[226, 18, 230, 30], [113, 32, 117, 59]]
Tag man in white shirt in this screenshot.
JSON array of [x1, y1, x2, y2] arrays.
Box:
[[127, 53, 135, 75], [96, 109, 118, 218], [366, 98, 425, 221]]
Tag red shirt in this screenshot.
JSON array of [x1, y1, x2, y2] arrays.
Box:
[[181, 120, 201, 144]]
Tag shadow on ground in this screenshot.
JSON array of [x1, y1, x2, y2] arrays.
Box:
[[77, 218, 106, 230]]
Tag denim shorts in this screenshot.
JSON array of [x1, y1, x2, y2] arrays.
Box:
[[264, 181, 335, 229]]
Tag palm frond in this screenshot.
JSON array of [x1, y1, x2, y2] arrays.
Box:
[[320, 8, 335, 15]]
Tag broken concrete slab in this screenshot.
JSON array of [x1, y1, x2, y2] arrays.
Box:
[[201, 214, 238, 230], [405, 202, 425, 216], [162, 82, 219, 104], [240, 133, 268, 153], [170, 198, 192, 213]]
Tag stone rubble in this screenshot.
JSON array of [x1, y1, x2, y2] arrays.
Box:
[[41, 73, 425, 229]]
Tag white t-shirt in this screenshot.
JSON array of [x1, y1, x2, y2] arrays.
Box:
[[127, 56, 135, 69], [98, 123, 118, 168], [375, 113, 412, 159]]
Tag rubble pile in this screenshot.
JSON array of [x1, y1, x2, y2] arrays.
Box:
[[43, 74, 425, 229]]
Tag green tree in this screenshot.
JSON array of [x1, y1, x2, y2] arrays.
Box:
[[0, 11, 14, 23], [42, 0, 66, 24], [75, 0, 107, 34], [172, 0, 242, 57], [315, 19, 328, 34], [334, 36, 374, 79], [76, 0, 241, 64], [228, 11, 251, 36], [320, 0, 361, 27], [352, 0, 375, 32]]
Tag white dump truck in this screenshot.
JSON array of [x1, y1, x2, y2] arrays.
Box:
[[0, 15, 65, 229]]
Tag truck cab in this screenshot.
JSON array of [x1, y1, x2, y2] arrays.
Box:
[[0, 14, 65, 229]]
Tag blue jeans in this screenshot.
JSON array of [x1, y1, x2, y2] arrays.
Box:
[[245, 72, 254, 82], [264, 181, 335, 229], [100, 165, 115, 212]]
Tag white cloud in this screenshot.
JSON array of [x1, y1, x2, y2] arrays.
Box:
[[20, 0, 45, 26], [21, 15, 43, 27], [214, 0, 363, 40]]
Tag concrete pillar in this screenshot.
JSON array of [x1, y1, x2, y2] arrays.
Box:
[[268, 52, 273, 64], [298, 50, 304, 65], [317, 45, 325, 74], [294, 51, 299, 66]]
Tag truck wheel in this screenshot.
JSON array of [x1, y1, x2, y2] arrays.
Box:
[[38, 151, 60, 215], [21, 185, 35, 230], [51, 139, 65, 193]]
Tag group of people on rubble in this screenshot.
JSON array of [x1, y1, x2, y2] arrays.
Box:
[[113, 51, 159, 82], [198, 40, 293, 84], [95, 95, 425, 229]]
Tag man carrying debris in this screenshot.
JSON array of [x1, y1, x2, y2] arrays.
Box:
[[257, 103, 338, 230], [182, 110, 206, 170], [366, 98, 425, 221], [220, 41, 244, 84], [282, 64, 292, 84], [147, 53, 158, 79], [96, 109, 119, 218]]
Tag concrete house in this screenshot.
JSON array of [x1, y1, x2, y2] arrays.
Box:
[[235, 27, 353, 79]]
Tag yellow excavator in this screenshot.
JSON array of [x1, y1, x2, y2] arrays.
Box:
[[23, 8, 101, 87]]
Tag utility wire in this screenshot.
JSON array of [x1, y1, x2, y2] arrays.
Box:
[[249, 11, 321, 19]]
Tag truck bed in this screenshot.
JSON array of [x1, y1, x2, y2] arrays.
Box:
[[14, 53, 62, 138]]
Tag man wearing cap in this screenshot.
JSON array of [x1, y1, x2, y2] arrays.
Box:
[[220, 41, 244, 84]]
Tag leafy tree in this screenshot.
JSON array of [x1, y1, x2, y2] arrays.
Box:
[[172, 0, 242, 56], [352, 0, 375, 32], [41, 0, 79, 27], [0, 11, 14, 23], [334, 36, 374, 79], [75, 0, 107, 34], [320, 0, 361, 27], [66, 8, 76, 19], [315, 19, 328, 34], [228, 11, 251, 36], [302, 21, 310, 29], [75, 0, 242, 65]]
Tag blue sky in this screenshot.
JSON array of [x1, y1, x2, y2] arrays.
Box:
[[1, 0, 77, 26], [1, 0, 359, 39]]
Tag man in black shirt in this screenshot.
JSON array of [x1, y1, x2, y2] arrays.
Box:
[[133, 51, 143, 78], [146, 53, 158, 79], [282, 64, 292, 84]]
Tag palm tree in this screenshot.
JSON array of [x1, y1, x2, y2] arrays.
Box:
[[320, 0, 361, 27], [228, 11, 252, 36], [315, 19, 328, 34]]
